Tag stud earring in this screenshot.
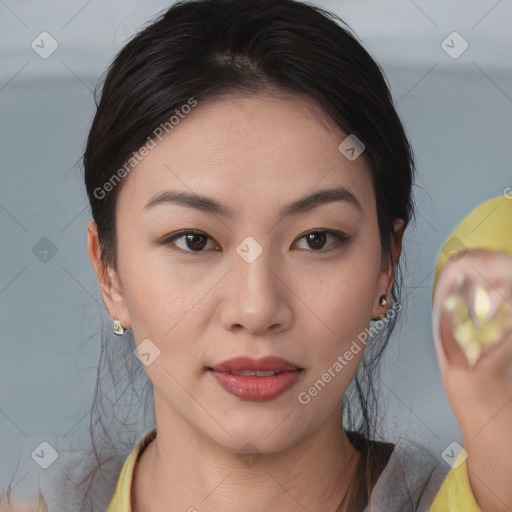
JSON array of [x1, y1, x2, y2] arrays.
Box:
[[371, 295, 388, 321], [113, 319, 125, 336], [378, 295, 388, 319]]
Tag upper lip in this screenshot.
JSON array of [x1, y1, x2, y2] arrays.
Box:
[[209, 356, 302, 372]]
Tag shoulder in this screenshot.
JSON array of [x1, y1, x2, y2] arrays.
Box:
[[430, 449, 481, 512], [108, 428, 157, 511], [36, 446, 128, 512], [37, 428, 156, 512], [364, 435, 451, 512]]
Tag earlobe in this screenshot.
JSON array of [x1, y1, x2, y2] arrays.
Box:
[[86, 220, 131, 329]]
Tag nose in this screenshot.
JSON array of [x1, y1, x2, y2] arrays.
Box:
[[219, 243, 293, 337]]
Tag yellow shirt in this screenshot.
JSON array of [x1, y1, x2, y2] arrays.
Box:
[[107, 428, 157, 511], [77, 195, 511, 512]]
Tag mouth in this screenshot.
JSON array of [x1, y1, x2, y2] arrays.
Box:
[[221, 369, 287, 377], [207, 356, 304, 401]]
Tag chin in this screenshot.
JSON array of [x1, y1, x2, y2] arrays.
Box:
[[198, 408, 314, 456]]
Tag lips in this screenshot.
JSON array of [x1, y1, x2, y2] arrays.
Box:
[[209, 356, 302, 373], [207, 356, 304, 401]]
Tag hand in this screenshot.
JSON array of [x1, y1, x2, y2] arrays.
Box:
[[433, 248, 512, 383], [432, 248, 512, 511]]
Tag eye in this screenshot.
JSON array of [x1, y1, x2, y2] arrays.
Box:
[[163, 230, 220, 253], [161, 229, 348, 254], [294, 230, 348, 252]]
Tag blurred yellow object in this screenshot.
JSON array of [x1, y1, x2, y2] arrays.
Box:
[[432, 195, 512, 298], [433, 195, 512, 371]]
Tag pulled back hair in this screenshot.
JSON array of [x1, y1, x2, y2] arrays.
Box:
[[47, 0, 422, 510]]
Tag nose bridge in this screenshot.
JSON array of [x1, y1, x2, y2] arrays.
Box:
[[225, 235, 289, 332], [235, 235, 280, 302]]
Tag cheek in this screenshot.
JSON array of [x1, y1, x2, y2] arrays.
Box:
[[116, 238, 189, 337], [295, 262, 380, 403], [294, 261, 379, 408], [308, 255, 380, 344], [301, 281, 373, 379], [117, 243, 221, 377]]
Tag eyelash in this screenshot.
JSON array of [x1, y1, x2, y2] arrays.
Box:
[[161, 229, 349, 255]]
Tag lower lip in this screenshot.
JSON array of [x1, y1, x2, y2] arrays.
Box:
[[209, 369, 303, 401]]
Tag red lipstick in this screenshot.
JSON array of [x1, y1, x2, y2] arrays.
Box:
[[208, 356, 304, 401]]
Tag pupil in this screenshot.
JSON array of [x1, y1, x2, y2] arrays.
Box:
[[187, 234, 206, 250], [308, 232, 325, 249]]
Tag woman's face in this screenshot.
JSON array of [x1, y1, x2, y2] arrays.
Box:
[[92, 91, 400, 453]]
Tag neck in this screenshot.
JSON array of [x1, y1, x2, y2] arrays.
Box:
[[132, 406, 361, 512]]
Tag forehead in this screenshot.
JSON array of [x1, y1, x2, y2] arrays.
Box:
[[116, 91, 375, 218]]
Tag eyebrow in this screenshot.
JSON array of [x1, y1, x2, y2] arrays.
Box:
[[143, 185, 362, 218]]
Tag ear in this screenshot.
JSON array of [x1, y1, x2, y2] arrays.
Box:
[[87, 220, 131, 329], [371, 218, 405, 319]]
